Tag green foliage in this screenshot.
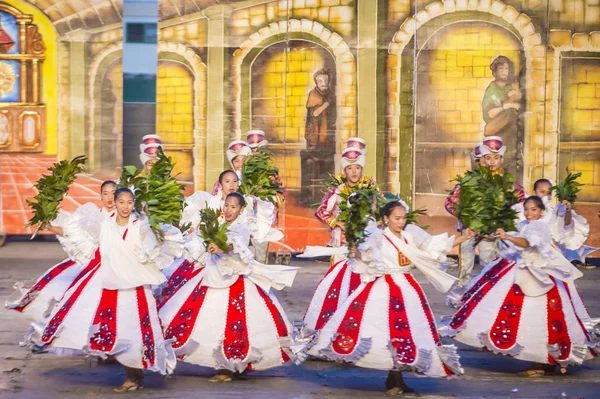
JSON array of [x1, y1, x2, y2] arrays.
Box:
[[336, 178, 384, 224], [451, 166, 520, 245], [344, 190, 377, 254], [238, 148, 284, 202], [26, 156, 87, 229], [198, 207, 230, 252], [552, 172, 583, 205], [117, 148, 188, 239]]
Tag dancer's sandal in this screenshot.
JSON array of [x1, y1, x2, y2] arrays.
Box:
[[208, 373, 234, 383], [113, 379, 143, 393], [385, 387, 404, 396], [516, 369, 545, 378]]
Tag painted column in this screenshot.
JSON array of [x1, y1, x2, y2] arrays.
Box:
[[67, 29, 88, 163], [357, 0, 385, 182], [204, 5, 232, 190]]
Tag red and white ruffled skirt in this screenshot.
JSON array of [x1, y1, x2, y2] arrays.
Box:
[[307, 272, 463, 377], [159, 272, 294, 372], [30, 257, 175, 374], [303, 259, 362, 332], [440, 260, 598, 366]]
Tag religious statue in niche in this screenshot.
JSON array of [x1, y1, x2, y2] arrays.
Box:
[[481, 55, 522, 173], [300, 68, 336, 204]]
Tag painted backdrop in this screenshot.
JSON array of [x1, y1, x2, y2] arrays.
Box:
[[0, 0, 599, 256]]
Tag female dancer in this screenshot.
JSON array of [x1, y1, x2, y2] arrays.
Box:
[[30, 188, 180, 392], [6, 180, 117, 323], [305, 201, 468, 395], [159, 192, 298, 382], [160, 170, 281, 294], [441, 196, 597, 377]]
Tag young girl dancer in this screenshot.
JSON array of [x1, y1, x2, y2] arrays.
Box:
[[29, 188, 180, 392], [441, 196, 598, 377], [303, 143, 376, 333], [304, 200, 468, 395], [158, 192, 298, 382], [160, 170, 281, 294], [6, 180, 117, 323]]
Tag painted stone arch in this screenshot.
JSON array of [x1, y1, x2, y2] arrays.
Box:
[[386, 0, 544, 201], [88, 42, 207, 189], [88, 42, 123, 171], [158, 41, 208, 190], [231, 19, 356, 159]]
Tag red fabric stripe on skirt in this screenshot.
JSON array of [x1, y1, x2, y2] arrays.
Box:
[[164, 278, 208, 349], [65, 249, 102, 293], [561, 281, 593, 341], [157, 260, 203, 309], [348, 270, 362, 297], [546, 280, 572, 364], [14, 259, 78, 312], [331, 281, 375, 355], [385, 275, 417, 365], [449, 262, 514, 330], [136, 286, 157, 368], [89, 289, 118, 352], [256, 286, 291, 363], [223, 277, 250, 362], [41, 265, 101, 344], [405, 274, 443, 346], [461, 259, 512, 304], [314, 260, 351, 330], [486, 284, 525, 351]]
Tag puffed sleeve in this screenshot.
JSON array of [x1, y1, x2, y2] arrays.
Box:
[[405, 224, 454, 262], [180, 190, 212, 230], [137, 219, 184, 270], [51, 202, 104, 264], [548, 207, 590, 250]]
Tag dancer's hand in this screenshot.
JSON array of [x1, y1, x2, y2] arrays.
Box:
[[495, 228, 508, 240], [207, 242, 224, 255]]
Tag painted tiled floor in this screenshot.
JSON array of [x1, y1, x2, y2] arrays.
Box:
[[0, 154, 104, 235]]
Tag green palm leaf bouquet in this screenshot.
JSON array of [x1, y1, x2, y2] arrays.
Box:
[[343, 190, 377, 254], [26, 155, 87, 237], [117, 147, 188, 240], [451, 166, 520, 245], [238, 148, 284, 203], [198, 208, 230, 252], [552, 172, 583, 205]]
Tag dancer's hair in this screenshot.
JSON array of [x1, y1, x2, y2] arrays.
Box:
[[225, 192, 246, 208], [219, 169, 238, 184], [114, 187, 135, 201], [100, 180, 117, 192], [533, 178, 552, 192], [524, 195, 545, 210], [380, 201, 408, 220]]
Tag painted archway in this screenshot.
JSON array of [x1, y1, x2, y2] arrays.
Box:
[[386, 0, 544, 203]]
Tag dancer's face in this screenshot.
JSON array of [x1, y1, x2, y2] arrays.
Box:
[[144, 158, 158, 173], [220, 172, 239, 199], [223, 196, 244, 223], [384, 206, 407, 234], [534, 182, 552, 200], [116, 191, 135, 219], [100, 183, 116, 211], [344, 164, 363, 185], [231, 155, 247, 171], [481, 154, 503, 171], [523, 201, 544, 222]]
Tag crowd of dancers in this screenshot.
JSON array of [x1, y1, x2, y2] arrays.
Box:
[[6, 132, 599, 395]]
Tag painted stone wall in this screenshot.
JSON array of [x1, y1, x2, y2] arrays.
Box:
[[1, 0, 599, 255]]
